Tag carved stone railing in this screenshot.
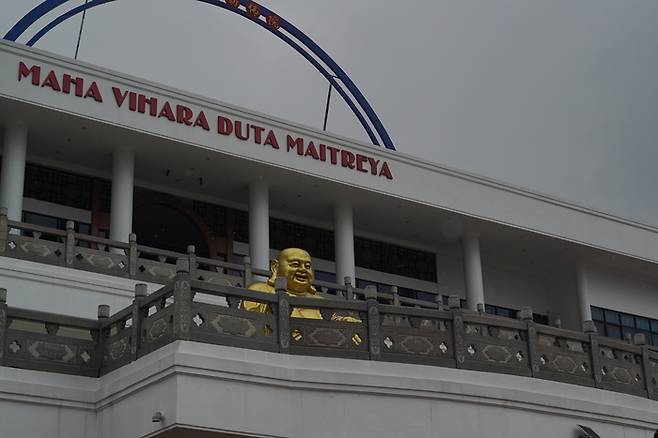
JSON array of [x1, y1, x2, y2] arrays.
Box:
[[0, 265, 657, 402], [0, 209, 441, 308]]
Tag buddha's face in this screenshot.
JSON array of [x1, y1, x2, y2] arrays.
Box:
[[273, 248, 314, 294]]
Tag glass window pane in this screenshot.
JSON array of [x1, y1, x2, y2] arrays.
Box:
[[621, 327, 635, 341], [636, 317, 650, 331], [620, 314, 635, 328], [591, 307, 604, 321], [594, 321, 606, 336], [606, 324, 621, 339], [651, 320, 658, 333], [604, 310, 620, 325], [652, 334, 658, 346]]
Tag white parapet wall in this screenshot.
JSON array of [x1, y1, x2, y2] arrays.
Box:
[[0, 341, 656, 438], [0, 256, 159, 319]]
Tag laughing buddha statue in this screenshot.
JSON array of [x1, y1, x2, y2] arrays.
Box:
[[241, 248, 358, 322]]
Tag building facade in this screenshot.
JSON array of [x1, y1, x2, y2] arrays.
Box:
[[0, 40, 657, 437]]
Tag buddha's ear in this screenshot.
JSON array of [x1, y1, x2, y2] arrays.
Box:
[[266, 259, 278, 287]]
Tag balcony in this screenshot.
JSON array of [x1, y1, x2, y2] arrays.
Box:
[[0, 256, 656, 402]]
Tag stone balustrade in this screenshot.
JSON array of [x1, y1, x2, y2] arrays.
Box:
[[0, 263, 656, 402], [0, 209, 441, 309]]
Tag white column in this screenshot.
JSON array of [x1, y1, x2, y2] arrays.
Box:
[[0, 121, 28, 222], [576, 263, 592, 325], [334, 200, 355, 286], [463, 232, 485, 311], [249, 181, 270, 276], [109, 147, 134, 243]]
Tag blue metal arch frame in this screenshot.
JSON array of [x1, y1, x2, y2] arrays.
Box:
[[4, 0, 395, 150]]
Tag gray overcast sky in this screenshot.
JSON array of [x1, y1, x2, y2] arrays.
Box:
[[3, 1, 658, 226]]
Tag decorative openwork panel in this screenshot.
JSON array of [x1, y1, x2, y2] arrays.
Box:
[[190, 302, 277, 352], [289, 316, 369, 360], [4, 318, 99, 377], [648, 350, 658, 400], [72, 247, 129, 278], [140, 299, 175, 357], [597, 340, 646, 397], [460, 316, 530, 376], [379, 308, 455, 367], [5, 234, 65, 266], [101, 309, 134, 373], [193, 269, 242, 288], [534, 328, 594, 387], [134, 258, 178, 284]]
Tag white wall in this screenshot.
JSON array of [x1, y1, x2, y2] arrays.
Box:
[[3, 41, 658, 266], [586, 263, 658, 319], [0, 257, 159, 319], [1, 341, 656, 438]]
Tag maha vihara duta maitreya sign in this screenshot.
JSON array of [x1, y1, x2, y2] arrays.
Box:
[[15, 61, 394, 180]]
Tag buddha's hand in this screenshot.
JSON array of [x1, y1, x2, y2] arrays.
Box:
[[330, 314, 362, 323]]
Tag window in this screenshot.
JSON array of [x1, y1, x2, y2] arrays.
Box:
[[355, 237, 436, 282], [485, 304, 549, 325], [270, 217, 334, 261], [591, 306, 658, 346], [24, 164, 93, 210], [22, 211, 90, 238], [192, 201, 226, 235]]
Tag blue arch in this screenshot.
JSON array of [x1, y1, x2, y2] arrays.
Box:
[[4, 0, 396, 150]]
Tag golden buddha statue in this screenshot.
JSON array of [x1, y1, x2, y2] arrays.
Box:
[[241, 248, 358, 321]]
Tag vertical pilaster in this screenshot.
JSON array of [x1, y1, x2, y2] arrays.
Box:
[[0, 121, 28, 223], [109, 147, 134, 243], [334, 200, 355, 286], [463, 232, 485, 311], [249, 181, 269, 279], [576, 262, 592, 325]]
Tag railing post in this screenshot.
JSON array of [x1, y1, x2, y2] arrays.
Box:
[[0, 208, 7, 253], [243, 256, 252, 287], [0, 288, 7, 366], [128, 233, 137, 278], [173, 258, 192, 341], [391, 286, 400, 306], [449, 295, 466, 369], [187, 245, 197, 280], [132, 283, 147, 361], [97, 304, 109, 376], [435, 293, 444, 311], [583, 320, 602, 388], [519, 306, 538, 377], [344, 276, 354, 301], [634, 333, 653, 398], [365, 285, 381, 360], [65, 220, 75, 267], [276, 277, 290, 354]]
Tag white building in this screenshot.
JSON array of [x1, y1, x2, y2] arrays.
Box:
[[0, 40, 657, 438]]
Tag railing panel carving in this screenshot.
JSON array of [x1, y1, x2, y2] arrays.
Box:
[[72, 246, 129, 278], [4, 233, 65, 266], [596, 339, 647, 397], [190, 301, 278, 352], [378, 305, 455, 367], [0, 263, 657, 402], [101, 307, 134, 373], [533, 326, 595, 387], [287, 297, 369, 360], [139, 286, 176, 357], [3, 310, 99, 376], [460, 314, 530, 377]]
